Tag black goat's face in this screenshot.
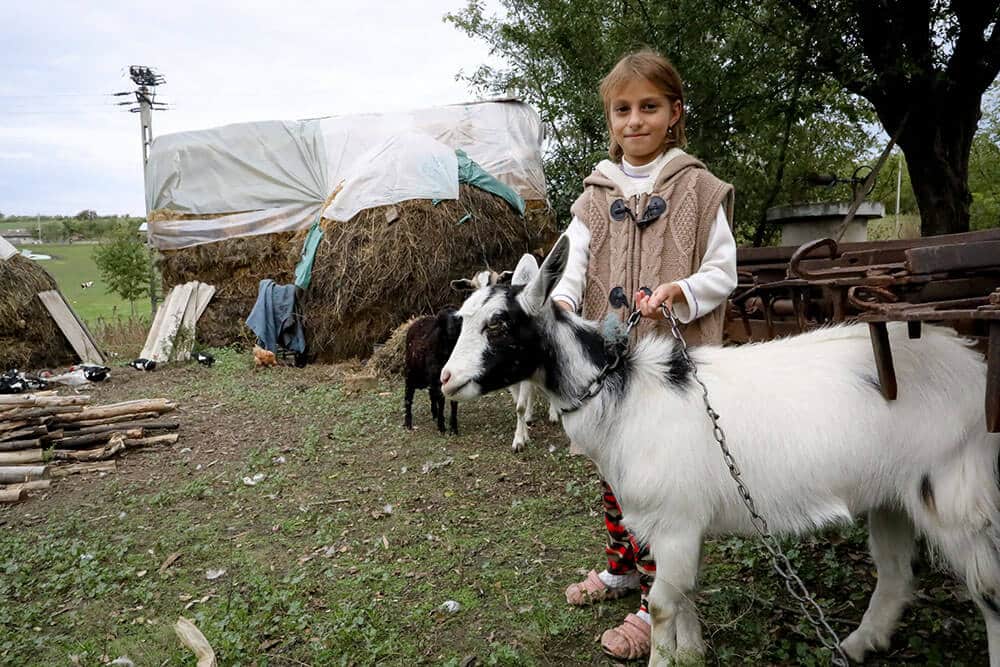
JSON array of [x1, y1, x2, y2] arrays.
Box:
[[436, 307, 462, 350], [441, 236, 569, 400]]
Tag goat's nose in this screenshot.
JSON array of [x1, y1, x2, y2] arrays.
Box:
[[441, 369, 452, 386]]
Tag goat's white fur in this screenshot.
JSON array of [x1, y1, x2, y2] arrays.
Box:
[[442, 239, 1000, 666]]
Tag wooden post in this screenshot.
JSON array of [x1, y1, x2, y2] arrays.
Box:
[[868, 322, 898, 400]]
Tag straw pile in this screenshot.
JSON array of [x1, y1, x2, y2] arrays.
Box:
[[0, 255, 75, 370], [156, 186, 557, 360], [367, 317, 415, 378]]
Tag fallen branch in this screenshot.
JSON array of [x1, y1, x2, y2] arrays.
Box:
[[48, 461, 116, 478], [53, 429, 143, 450], [124, 433, 179, 448], [52, 435, 126, 462]]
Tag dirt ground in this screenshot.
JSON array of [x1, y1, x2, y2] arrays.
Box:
[[0, 350, 991, 666]]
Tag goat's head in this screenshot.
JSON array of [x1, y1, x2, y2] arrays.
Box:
[[441, 236, 569, 400]]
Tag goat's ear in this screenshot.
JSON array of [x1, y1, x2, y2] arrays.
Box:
[[495, 271, 514, 285], [518, 235, 569, 315], [451, 279, 476, 292]]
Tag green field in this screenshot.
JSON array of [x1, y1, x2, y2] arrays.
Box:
[[13, 243, 150, 325]]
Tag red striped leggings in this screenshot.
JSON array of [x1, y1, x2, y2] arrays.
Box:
[[602, 478, 655, 613]]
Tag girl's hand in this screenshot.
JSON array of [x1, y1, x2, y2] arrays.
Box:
[[554, 299, 575, 312], [635, 283, 686, 319]]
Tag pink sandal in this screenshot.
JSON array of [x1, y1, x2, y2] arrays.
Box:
[[565, 569, 636, 606], [600, 613, 651, 660]]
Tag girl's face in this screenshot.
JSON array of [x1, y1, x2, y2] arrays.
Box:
[[608, 77, 682, 166]]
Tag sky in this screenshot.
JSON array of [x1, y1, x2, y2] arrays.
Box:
[[0, 1, 499, 217]]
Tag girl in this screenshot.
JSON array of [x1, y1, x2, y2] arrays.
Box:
[[552, 49, 737, 661]]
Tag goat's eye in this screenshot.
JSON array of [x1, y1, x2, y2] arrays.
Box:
[[484, 313, 508, 334]]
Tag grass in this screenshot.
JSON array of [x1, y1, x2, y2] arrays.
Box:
[[12, 242, 150, 326], [0, 350, 990, 665]]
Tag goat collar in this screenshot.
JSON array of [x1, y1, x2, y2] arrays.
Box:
[[558, 309, 641, 416]]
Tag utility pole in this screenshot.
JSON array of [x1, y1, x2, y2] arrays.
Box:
[[116, 66, 167, 316]]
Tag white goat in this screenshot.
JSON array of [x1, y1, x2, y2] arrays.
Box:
[[441, 236, 1000, 667], [453, 258, 558, 451]]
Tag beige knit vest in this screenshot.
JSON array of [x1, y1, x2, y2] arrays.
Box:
[[570, 154, 734, 346]]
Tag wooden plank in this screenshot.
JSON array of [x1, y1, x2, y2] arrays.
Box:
[[173, 282, 203, 361], [905, 241, 1000, 274], [140, 285, 177, 359], [36, 290, 105, 365], [193, 282, 216, 321], [868, 322, 897, 400], [988, 321, 1000, 433], [142, 283, 195, 362], [0, 235, 17, 261]]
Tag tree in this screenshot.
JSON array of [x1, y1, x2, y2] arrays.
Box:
[[446, 0, 877, 245], [75, 209, 97, 221], [92, 222, 151, 315], [778, 0, 1000, 236]]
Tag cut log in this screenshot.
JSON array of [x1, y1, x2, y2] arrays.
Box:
[[0, 487, 26, 504], [0, 406, 84, 420], [0, 394, 90, 407], [0, 438, 42, 452], [0, 420, 28, 433], [0, 465, 50, 483], [49, 461, 116, 478], [54, 400, 177, 424], [61, 412, 161, 429], [0, 449, 44, 464], [51, 429, 143, 449], [40, 429, 64, 443], [4, 479, 53, 493], [124, 433, 179, 448], [70, 419, 179, 436], [0, 426, 48, 442]]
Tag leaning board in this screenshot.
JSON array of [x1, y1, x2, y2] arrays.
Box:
[[0, 235, 16, 261], [36, 290, 106, 365]]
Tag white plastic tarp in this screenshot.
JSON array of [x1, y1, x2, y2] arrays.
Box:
[[146, 100, 546, 250]]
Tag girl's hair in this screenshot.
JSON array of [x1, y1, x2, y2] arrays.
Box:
[[599, 49, 687, 161]]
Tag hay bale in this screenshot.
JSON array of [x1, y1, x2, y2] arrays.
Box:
[[367, 317, 415, 378], [0, 255, 76, 369], [155, 185, 557, 359], [300, 185, 556, 360]]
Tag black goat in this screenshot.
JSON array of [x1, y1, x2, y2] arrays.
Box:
[[404, 307, 461, 434]]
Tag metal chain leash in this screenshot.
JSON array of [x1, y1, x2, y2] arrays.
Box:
[[661, 303, 850, 667]]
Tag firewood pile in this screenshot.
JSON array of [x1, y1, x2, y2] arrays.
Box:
[[0, 392, 179, 503]]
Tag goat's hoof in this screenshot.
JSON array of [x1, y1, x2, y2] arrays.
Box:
[[841, 629, 887, 663], [512, 440, 526, 452]]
